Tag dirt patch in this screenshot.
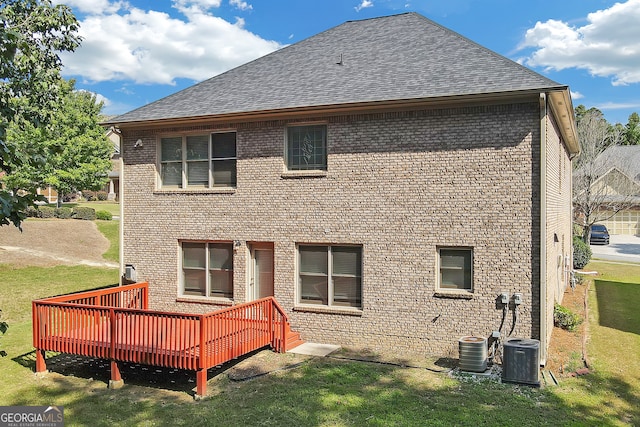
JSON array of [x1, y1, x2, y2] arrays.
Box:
[[0, 219, 116, 268], [545, 280, 589, 377]]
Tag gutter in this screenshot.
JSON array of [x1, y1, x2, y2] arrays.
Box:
[[539, 92, 548, 366], [103, 89, 566, 130], [119, 137, 125, 284]]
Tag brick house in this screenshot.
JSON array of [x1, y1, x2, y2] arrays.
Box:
[[107, 13, 578, 363]]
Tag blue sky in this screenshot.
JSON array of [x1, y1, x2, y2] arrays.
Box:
[[56, 0, 640, 125]]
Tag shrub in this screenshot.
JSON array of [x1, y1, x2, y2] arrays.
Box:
[[96, 210, 112, 221], [573, 223, 584, 238], [83, 191, 96, 201], [73, 206, 96, 221], [554, 303, 582, 332], [97, 191, 108, 201], [573, 235, 592, 269], [55, 207, 73, 219], [25, 206, 39, 218], [39, 206, 56, 218]]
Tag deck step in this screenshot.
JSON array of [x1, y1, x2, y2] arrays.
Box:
[[286, 330, 304, 350]]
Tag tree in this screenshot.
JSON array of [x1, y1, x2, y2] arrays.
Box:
[[623, 112, 640, 145], [0, 0, 80, 228], [573, 108, 637, 241], [3, 79, 113, 204]]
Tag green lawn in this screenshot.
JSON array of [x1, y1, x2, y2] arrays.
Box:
[[0, 254, 638, 425], [96, 220, 119, 263], [551, 260, 640, 426], [62, 201, 120, 216]]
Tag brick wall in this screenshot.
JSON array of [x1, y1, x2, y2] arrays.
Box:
[[542, 108, 574, 359], [121, 100, 546, 357]]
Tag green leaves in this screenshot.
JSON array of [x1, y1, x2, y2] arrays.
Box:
[[4, 79, 113, 203], [0, 0, 81, 227]]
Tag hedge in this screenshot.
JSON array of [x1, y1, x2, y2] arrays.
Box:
[[96, 210, 112, 220], [72, 207, 96, 221]]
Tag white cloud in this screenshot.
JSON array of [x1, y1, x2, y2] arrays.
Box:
[[596, 101, 640, 110], [53, 0, 127, 15], [229, 0, 252, 11], [571, 91, 584, 100], [173, 0, 223, 10], [60, 1, 282, 85], [355, 0, 373, 12], [520, 0, 640, 86]]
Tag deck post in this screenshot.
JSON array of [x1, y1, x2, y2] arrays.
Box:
[[108, 360, 124, 389], [35, 349, 47, 373], [196, 368, 207, 398]]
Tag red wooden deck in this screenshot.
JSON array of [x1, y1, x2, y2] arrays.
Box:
[[32, 282, 302, 396]]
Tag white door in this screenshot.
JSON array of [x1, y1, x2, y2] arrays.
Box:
[[250, 246, 274, 301]]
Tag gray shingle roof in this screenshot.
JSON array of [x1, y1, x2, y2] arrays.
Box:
[[593, 145, 640, 183], [111, 12, 565, 124]]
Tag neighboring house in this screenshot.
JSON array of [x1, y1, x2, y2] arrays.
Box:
[[107, 13, 579, 363], [579, 145, 640, 235], [36, 186, 58, 205], [105, 127, 121, 201]]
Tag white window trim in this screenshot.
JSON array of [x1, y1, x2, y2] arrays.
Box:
[[157, 131, 237, 190], [179, 241, 234, 302], [295, 244, 363, 310], [437, 247, 474, 293]]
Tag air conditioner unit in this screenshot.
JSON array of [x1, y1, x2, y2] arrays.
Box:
[[502, 338, 540, 386], [124, 264, 137, 282], [458, 336, 488, 372]]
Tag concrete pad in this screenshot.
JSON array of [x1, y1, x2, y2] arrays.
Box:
[[287, 342, 341, 357]]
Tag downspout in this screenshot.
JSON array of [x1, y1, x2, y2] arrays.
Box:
[[539, 93, 548, 365], [119, 133, 125, 285]]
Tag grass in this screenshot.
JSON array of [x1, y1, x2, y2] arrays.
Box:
[[550, 260, 640, 426], [62, 201, 120, 216], [96, 220, 119, 263], [0, 245, 638, 424]]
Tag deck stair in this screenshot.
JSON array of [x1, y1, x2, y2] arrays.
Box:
[[285, 324, 304, 350]]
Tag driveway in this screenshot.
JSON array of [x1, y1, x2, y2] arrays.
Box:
[[590, 234, 640, 263]]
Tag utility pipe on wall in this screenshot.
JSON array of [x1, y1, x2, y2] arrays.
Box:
[[539, 92, 548, 366]]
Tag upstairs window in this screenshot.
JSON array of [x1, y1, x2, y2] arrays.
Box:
[[159, 132, 236, 188], [286, 125, 327, 171]]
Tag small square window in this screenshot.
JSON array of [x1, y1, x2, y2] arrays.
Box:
[[287, 125, 327, 171], [438, 248, 473, 292]]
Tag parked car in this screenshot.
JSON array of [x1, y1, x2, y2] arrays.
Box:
[[589, 224, 610, 245]]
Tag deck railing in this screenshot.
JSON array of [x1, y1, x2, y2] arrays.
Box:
[[32, 282, 296, 397]]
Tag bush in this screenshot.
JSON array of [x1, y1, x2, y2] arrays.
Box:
[[55, 207, 73, 219], [72, 206, 96, 221], [573, 223, 584, 238], [97, 191, 108, 201], [573, 235, 592, 269], [96, 210, 112, 221], [82, 191, 96, 201], [38, 206, 56, 218], [554, 303, 582, 332], [25, 206, 39, 218]]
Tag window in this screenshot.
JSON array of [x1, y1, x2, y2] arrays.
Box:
[[298, 245, 362, 308], [287, 125, 327, 170], [182, 242, 233, 298], [438, 248, 473, 291], [160, 132, 236, 188]]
